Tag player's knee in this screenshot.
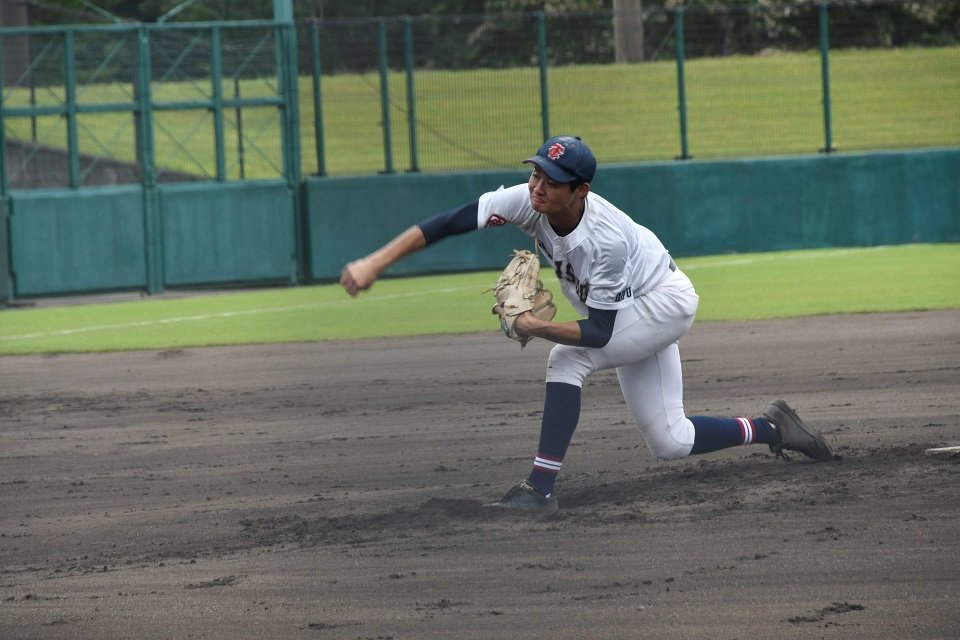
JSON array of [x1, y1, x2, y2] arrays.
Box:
[[545, 345, 594, 386], [650, 442, 691, 461], [640, 417, 694, 461]]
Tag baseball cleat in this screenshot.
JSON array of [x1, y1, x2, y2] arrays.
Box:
[[485, 480, 558, 511], [762, 399, 835, 462]]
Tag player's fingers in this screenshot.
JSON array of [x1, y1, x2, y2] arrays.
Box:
[[340, 265, 360, 297]]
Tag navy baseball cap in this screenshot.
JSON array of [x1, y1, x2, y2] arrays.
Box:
[[523, 135, 597, 184]]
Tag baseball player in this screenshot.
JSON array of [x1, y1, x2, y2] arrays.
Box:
[[341, 135, 835, 511]]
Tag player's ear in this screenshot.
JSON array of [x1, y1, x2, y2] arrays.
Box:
[[575, 181, 590, 197]]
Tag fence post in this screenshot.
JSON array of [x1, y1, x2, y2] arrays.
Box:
[[537, 12, 550, 142], [403, 17, 419, 172], [210, 26, 227, 180], [378, 20, 395, 174], [234, 76, 246, 179], [64, 30, 81, 186], [310, 20, 326, 177], [0, 38, 7, 307], [274, 0, 305, 283], [0, 35, 7, 197], [818, 1, 835, 153], [674, 7, 691, 160], [135, 25, 164, 295]]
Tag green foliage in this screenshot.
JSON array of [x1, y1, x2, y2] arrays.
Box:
[[1, 244, 957, 355]]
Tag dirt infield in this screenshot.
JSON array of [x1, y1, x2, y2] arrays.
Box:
[[1, 310, 958, 640]]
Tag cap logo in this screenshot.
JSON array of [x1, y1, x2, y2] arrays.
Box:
[[547, 142, 566, 161]]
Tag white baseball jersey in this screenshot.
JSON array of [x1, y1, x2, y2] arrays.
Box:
[[476, 182, 701, 461], [476, 183, 677, 316]]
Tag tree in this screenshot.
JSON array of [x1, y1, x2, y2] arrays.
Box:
[[613, 0, 643, 62]]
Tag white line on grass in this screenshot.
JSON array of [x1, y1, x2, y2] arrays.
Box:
[[0, 286, 474, 342], [680, 246, 890, 270]]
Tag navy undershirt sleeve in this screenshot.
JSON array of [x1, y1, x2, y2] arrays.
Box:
[[417, 200, 480, 245], [577, 307, 618, 348]]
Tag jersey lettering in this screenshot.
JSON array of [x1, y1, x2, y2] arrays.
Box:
[[614, 287, 633, 302], [555, 260, 590, 303], [575, 281, 590, 303]]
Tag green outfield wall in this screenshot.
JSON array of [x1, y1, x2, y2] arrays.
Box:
[[159, 181, 297, 287], [304, 148, 960, 281], [0, 148, 957, 303], [8, 187, 148, 295], [5, 181, 299, 298]]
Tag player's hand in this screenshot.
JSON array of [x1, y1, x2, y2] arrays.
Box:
[[340, 258, 379, 297], [511, 311, 536, 339]]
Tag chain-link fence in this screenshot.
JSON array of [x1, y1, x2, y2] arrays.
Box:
[[299, 1, 959, 177], [0, 20, 289, 190], [1, 0, 957, 188]]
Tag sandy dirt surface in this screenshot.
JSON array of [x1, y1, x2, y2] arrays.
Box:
[[1, 310, 958, 640]]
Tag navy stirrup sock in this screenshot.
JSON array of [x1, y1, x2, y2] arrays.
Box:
[[526, 382, 581, 497], [526, 398, 778, 495], [689, 415, 778, 455]]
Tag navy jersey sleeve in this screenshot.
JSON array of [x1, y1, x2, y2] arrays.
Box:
[[417, 200, 480, 246], [577, 306, 618, 348]]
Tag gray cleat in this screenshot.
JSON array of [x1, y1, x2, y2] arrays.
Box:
[[486, 480, 558, 511], [763, 399, 835, 461]]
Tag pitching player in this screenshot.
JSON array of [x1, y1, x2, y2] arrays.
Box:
[[341, 135, 835, 511]]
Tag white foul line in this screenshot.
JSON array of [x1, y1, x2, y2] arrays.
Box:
[[0, 286, 474, 343]]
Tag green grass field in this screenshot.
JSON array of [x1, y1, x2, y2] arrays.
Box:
[[1, 243, 957, 356], [4, 46, 958, 178]]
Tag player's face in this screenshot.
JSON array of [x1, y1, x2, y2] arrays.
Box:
[[527, 168, 587, 219]]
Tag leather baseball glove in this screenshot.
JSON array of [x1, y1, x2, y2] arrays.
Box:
[[489, 250, 557, 348]]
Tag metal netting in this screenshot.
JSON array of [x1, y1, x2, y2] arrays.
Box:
[[0, 20, 288, 189], [299, 2, 958, 176], [1, 1, 957, 188]]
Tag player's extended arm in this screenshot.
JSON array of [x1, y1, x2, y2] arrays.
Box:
[[340, 226, 425, 297], [340, 201, 480, 297]]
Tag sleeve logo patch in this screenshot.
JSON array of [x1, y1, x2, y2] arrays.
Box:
[[485, 214, 507, 227]]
